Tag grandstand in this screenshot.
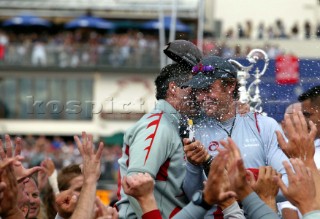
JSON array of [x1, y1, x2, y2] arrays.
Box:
[[0, 0, 319, 138], [0, 0, 319, 204]]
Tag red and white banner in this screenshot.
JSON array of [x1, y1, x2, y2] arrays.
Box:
[[275, 54, 299, 84]]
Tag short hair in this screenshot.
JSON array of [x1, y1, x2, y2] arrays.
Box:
[[58, 164, 82, 191], [155, 63, 191, 100], [298, 85, 320, 104], [30, 175, 39, 188], [220, 78, 240, 100]]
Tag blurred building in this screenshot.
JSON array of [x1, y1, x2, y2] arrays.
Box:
[[0, 0, 319, 139]]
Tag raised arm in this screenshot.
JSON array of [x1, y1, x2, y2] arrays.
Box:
[[276, 111, 320, 203], [274, 158, 320, 216], [70, 132, 104, 219], [0, 134, 43, 183], [220, 138, 280, 219]]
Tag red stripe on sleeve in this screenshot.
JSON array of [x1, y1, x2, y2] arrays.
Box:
[[155, 158, 171, 181], [254, 112, 261, 133], [169, 207, 182, 218], [144, 112, 163, 164], [142, 209, 162, 219], [116, 170, 122, 200]]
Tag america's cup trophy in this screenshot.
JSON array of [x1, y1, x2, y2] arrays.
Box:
[[229, 49, 269, 113]]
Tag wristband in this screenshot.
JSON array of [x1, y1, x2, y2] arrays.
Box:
[[48, 169, 60, 195]]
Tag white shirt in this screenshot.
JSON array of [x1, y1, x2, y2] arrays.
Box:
[[314, 139, 320, 168], [277, 139, 320, 219]]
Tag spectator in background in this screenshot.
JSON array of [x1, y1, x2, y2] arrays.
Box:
[[52, 164, 82, 219], [304, 21, 312, 39], [291, 23, 299, 39], [221, 42, 235, 58], [225, 28, 235, 39], [234, 45, 242, 57], [276, 111, 320, 219], [316, 23, 320, 38], [298, 85, 320, 168], [267, 25, 275, 39], [0, 31, 9, 62], [266, 44, 281, 59], [32, 40, 47, 66], [275, 19, 287, 38], [257, 22, 265, 39], [25, 177, 42, 219], [278, 102, 303, 219], [298, 85, 320, 138], [245, 20, 253, 38], [237, 23, 245, 38], [30, 137, 48, 167]]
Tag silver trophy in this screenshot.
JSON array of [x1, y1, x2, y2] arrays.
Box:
[[229, 49, 269, 113]]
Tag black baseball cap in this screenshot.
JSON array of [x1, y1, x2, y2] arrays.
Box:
[[163, 40, 203, 67], [181, 55, 238, 89], [298, 85, 320, 102]]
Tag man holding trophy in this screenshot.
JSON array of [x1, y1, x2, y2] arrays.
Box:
[[181, 53, 290, 217]]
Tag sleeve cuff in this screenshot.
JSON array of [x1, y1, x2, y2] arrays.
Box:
[[303, 210, 320, 218], [241, 191, 257, 206], [186, 161, 204, 173], [222, 201, 240, 215]]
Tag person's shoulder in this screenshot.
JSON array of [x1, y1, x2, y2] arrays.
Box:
[[126, 110, 172, 136], [243, 112, 278, 124], [253, 112, 282, 134], [255, 113, 278, 125], [240, 112, 280, 131]]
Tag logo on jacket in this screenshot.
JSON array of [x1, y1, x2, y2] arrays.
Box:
[[208, 141, 219, 151]]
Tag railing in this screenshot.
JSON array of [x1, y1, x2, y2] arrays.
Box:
[[0, 39, 319, 69], [0, 42, 160, 68]]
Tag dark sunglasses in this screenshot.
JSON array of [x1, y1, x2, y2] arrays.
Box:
[[192, 63, 233, 76]]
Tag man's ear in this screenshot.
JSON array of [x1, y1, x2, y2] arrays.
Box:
[[168, 82, 177, 95], [231, 82, 236, 92]]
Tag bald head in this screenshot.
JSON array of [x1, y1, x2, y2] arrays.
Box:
[[285, 102, 302, 114]]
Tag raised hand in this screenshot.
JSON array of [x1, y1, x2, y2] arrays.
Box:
[[247, 166, 280, 212], [68, 132, 104, 219], [37, 158, 56, 191], [95, 197, 118, 219], [274, 158, 320, 215], [0, 165, 17, 215], [41, 158, 56, 176], [276, 111, 317, 163], [203, 150, 236, 206], [0, 135, 42, 183], [0, 163, 25, 219], [55, 189, 78, 218], [74, 132, 104, 183], [220, 138, 253, 201], [183, 138, 208, 166], [0, 157, 17, 205]]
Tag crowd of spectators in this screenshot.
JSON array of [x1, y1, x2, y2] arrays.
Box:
[[223, 19, 320, 40], [4, 18, 317, 68], [18, 134, 121, 183], [202, 38, 283, 59], [0, 38, 319, 219], [0, 30, 159, 68], [0, 18, 319, 68]]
